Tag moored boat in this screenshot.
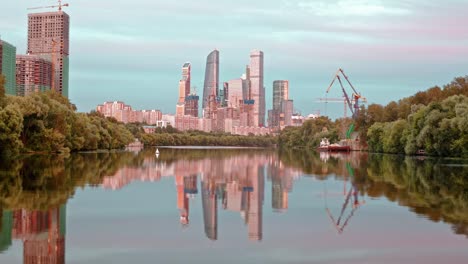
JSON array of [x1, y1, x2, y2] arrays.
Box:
[[317, 138, 351, 152]]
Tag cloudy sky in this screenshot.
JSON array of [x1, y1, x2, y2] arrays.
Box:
[[1, 0, 467, 118]]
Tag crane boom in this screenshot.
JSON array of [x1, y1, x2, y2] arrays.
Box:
[[337, 76, 354, 116], [324, 68, 364, 119], [339, 69, 359, 96], [28, 1, 69, 11]]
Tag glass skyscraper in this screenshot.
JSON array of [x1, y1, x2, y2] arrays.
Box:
[[273, 80, 289, 111], [202, 50, 219, 111]]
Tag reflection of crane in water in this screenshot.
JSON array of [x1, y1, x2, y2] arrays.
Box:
[[324, 162, 365, 234]]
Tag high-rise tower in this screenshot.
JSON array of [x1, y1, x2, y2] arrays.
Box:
[[273, 80, 289, 111], [202, 50, 219, 113], [27, 10, 70, 97], [249, 50, 264, 127], [176, 63, 191, 116]]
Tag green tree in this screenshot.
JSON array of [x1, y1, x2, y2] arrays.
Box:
[[0, 104, 24, 157]]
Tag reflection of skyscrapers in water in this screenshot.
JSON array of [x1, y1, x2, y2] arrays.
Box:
[[176, 174, 198, 226], [247, 166, 264, 241], [0, 205, 67, 264], [198, 157, 267, 241], [201, 180, 218, 240], [268, 162, 295, 213]]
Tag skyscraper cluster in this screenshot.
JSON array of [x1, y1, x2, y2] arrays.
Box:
[[0, 7, 70, 97], [174, 49, 299, 135]]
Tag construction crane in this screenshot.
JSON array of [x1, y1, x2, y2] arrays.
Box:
[[28, 0, 69, 11], [326, 68, 363, 119]]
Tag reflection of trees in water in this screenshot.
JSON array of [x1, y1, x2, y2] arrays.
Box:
[[279, 149, 468, 237], [0, 149, 276, 211], [0, 152, 138, 210], [1, 149, 467, 238]]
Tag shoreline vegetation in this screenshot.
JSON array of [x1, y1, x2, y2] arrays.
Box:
[[279, 76, 468, 158], [0, 75, 467, 158]]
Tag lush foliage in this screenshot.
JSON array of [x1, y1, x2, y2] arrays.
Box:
[[141, 129, 277, 147], [0, 90, 133, 156], [278, 76, 468, 157], [367, 95, 468, 157]]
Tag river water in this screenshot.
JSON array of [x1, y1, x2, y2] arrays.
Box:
[[0, 148, 467, 263]]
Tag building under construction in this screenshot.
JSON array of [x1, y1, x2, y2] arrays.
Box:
[[16, 54, 52, 96], [27, 9, 70, 97]]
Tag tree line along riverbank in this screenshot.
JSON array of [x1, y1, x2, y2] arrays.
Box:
[[278, 76, 468, 158], [1, 75, 467, 158]]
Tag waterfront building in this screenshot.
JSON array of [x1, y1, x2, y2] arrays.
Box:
[[16, 54, 52, 96], [175, 115, 199, 131], [162, 114, 175, 127], [249, 50, 265, 127], [28, 10, 70, 97], [232, 126, 270, 136], [0, 39, 17, 95], [202, 50, 219, 112], [96, 101, 162, 124]]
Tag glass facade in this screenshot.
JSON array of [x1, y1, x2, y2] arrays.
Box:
[[273, 80, 289, 111], [0, 40, 17, 96], [202, 50, 219, 110]]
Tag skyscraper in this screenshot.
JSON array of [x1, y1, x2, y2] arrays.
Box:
[[269, 80, 289, 128], [202, 50, 219, 112], [249, 50, 264, 127], [176, 63, 191, 116], [273, 80, 289, 111], [27, 10, 70, 97], [0, 39, 17, 95], [226, 78, 245, 109]]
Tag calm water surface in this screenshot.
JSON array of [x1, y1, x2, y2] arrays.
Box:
[[0, 148, 467, 263]]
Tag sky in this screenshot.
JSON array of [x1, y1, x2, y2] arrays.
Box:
[[1, 0, 468, 118]]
